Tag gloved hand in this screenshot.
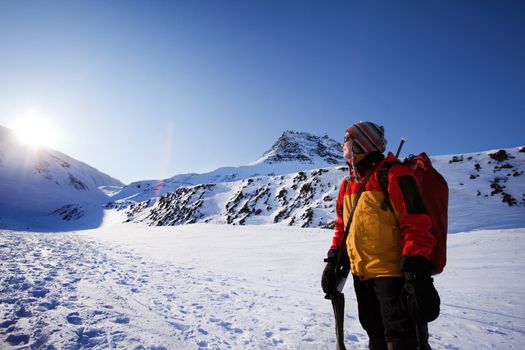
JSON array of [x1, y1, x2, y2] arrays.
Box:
[[401, 255, 433, 280], [401, 255, 440, 323], [321, 249, 338, 296]]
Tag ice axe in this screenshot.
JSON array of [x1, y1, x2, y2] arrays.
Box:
[[395, 138, 406, 158], [329, 292, 347, 350], [325, 169, 375, 350]]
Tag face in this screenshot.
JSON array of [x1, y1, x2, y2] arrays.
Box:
[[342, 133, 353, 160]]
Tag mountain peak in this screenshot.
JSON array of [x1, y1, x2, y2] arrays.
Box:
[[256, 130, 344, 165]]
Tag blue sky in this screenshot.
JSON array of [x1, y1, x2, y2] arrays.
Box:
[[0, 0, 523, 184]]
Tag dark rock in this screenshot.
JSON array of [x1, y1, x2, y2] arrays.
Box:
[[502, 193, 518, 206], [490, 177, 505, 195], [489, 150, 513, 162], [449, 155, 464, 163]]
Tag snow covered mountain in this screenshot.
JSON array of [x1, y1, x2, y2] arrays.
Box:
[[110, 131, 344, 203], [253, 130, 343, 165], [110, 144, 525, 233], [2, 123, 523, 233], [0, 125, 123, 229]]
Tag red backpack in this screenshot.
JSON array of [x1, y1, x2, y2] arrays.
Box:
[[379, 152, 449, 274]]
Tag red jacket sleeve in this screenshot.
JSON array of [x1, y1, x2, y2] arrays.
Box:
[[330, 177, 348, 250], [387, 165, 436, 258]]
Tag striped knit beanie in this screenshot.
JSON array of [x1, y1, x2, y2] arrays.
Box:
[[346, 121, 387, 154]]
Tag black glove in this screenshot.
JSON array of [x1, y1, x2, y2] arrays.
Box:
[[321, 249, 338, 296], [401, 255, 440, 323], [401, 255, 433, 279]]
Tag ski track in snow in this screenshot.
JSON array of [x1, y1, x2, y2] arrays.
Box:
[[2, 227, 525, 349], [0, 230, 368, 349]]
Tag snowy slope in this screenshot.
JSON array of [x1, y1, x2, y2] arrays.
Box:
[[430, 148, 525, 232], [2, 123, 524, 233], [0, 125, 123, 230], [111, 146, 525, 233], [251, 130, 343, 165], [110, 131, 344, 202], [1, 224, 524, 349]]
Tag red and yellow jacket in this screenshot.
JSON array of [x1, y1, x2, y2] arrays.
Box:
[[330, 152, 436, 280]]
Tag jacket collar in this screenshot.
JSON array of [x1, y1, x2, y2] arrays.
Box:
[[350, 151, 385, 179]]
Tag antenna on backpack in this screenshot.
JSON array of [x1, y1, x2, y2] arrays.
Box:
[[395, 138, 406, 158]]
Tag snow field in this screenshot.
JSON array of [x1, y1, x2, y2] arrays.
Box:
[[1, 225, 525, 349]]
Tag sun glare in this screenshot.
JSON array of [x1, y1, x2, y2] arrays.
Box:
[[12, 118, 61, 148]]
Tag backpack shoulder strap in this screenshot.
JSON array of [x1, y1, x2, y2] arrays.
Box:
[[336, 168, 374, 262], [378, 161, 401, 211]]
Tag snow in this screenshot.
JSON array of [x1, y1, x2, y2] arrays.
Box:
[[429, 149, 525, 232], [2, 121, 524, 233], [98, 146, 525, 233], [109, 131, 343, 203], [1, 127, 524, 348], [0, 125, 122, 230], [2, 222, 525, 349]]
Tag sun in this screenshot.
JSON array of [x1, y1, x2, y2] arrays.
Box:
[[12, 118, 61, 148]]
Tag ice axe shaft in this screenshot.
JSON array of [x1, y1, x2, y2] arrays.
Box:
[[395, 138, 406, 158], [326, 169, 375, 350], [331, 292, 347, 350]]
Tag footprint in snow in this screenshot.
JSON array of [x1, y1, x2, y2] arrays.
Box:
[[67, 312, 83, 325], [192, 303, 204, 310], [110, 331, 127, 343], [38, 299, 59, 311], [169, 321, 190, 332], [215, 319, 243, 334], [346, 334, 360, 342], [18, 282, 31, 292], [6, 333, 30, 346], [76, 327, 105, 347], [0, 320, 16, 330], [15, 305, 32, 318], [114, 316, 130, 324], [197, 340, 208, 348], [30, 288, 50, 298]]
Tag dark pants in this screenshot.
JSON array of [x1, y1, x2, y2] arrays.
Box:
[[353, 275, 426, 350]]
